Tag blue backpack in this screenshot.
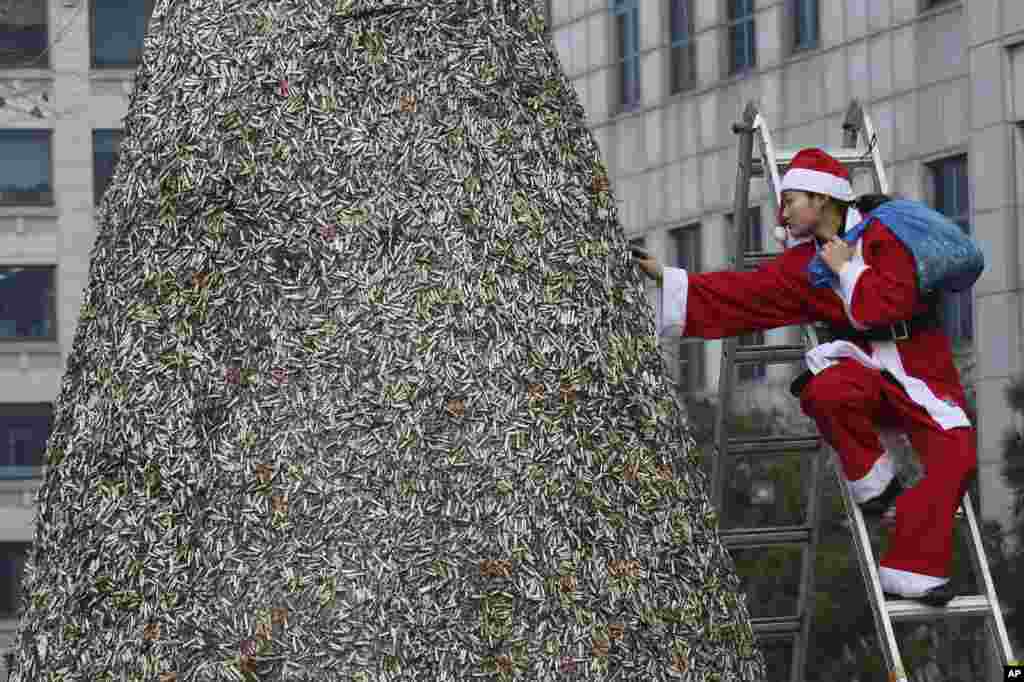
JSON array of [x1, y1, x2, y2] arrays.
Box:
[[808, 199, 984, 294]]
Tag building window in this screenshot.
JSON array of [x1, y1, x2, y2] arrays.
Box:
[[922, 0, 956, 9], [0, 0, 48, 68], [929, 155, 972, 343], [0, 266, 56, 341], [792, 0, 819, 51], [612, 0, 641, 113], [544, 0, 552, 32], [0, 543, 29, 619], [93, 129, 124, 206], [0, 404, 51, 480], [669, 0, 696, 93], [670, 224, 704, 393], [727, 0, 756, 75], [91, 0, 156, 68], [0, 129, 53, 206], [731, 208, 767, 381]]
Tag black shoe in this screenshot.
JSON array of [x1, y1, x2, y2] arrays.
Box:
[[883, 582, 956, 608], [859, 477, 905, 518]]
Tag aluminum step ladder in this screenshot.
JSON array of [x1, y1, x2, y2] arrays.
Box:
[[717, 99, 1014, 682]]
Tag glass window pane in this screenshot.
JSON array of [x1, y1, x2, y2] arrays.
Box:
[[671, 44, 696, 92], [749, 207, 763, 251], [616, 12, 627, 57], [1, 418, 47, 468], [0, 0, 47, 68], [730, 20, 755, 73], [960, 291, 973, 341], [0, 543, 29, 617], [955, 157, 969, 221], [92, 0, 155, 67], [93, 129, 124, 206], [728, 0, 754, 21], [670, 0, 691, 41], [745, 20, 756, 68], [626, 6, 634, 56], [730, 24, 743, 72], [0, 406, 51, 480], [0, 130, 52, 205], [0, 267, 54, 339], [796, 0, 819, 48]]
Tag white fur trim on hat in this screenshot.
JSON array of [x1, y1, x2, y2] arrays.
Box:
[[780, 168, 855, 201]]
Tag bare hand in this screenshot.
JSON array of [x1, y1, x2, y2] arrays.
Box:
[[820, 235, 852, 274]]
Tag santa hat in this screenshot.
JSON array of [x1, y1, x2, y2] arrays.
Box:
[[773, 148, 862, 248]]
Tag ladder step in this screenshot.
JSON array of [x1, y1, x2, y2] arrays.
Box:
[[735, 344, 806, 364], [749, 616, 802, 637], [727, 435, 821, 457], [721, 525, 813, 547], [752, 147, 878, 176], [886, 595, 992, 623], [741, 251, 779, 270]]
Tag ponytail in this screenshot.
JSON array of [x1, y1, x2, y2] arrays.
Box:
[[854, 193, 894, 215]]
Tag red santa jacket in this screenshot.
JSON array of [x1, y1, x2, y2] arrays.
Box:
[[656, 218, 971, 430]]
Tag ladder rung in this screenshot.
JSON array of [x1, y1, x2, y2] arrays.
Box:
[[721, 525, 813, 547], [885, 595, 992, 623], [750, 616, 802, 637], [727, 435, 821, 457], [752, 147, 878, 176], [735, 344, 806, 364], [741, 251, 778, 270]]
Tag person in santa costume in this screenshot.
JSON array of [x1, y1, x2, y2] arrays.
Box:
[[635, 148, 976, 607]]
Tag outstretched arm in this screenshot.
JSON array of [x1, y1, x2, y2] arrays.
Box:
[[658, 255, 813, 339]]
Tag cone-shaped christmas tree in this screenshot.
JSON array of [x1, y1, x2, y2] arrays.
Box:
[[9, 1, 765, 679]]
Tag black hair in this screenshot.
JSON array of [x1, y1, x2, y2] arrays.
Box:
[[853, 193, 893, 214]]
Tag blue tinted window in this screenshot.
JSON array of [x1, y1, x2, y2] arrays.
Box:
[[670, 0, 696, 92], [0, 543, 30, 617], [92, 0, 155, 68], [0, 406, 51, 480], [612, 0, 640, 111], [93, 129, 124, 206], [794, 0, 819, 50], [0, 267, 55, 341], [728, 0, 756, 74], [0, 130, 52, 205], [931, 156, 972, 342]]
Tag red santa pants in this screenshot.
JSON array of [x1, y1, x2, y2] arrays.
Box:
[[799, 359, 977, 579]]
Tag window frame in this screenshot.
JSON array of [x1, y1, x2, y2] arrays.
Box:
[[0, 403, 52, 480], [89, 0, 157, 69], [0, 542, 31, 619], [725, 0, 756, 76], [927, 155, 972, 343], [611, 0, 642, 114], [790, 0, 819, 53], [670, 223, 705, 393], [668, 0, 697, 94], [0, 0, 49, 69], [0, 265, 58, 342], [93, 129, 124, 207], [0, 129, 54, 207]]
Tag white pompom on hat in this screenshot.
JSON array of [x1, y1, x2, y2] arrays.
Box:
[[774, 147, 863, 248]]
